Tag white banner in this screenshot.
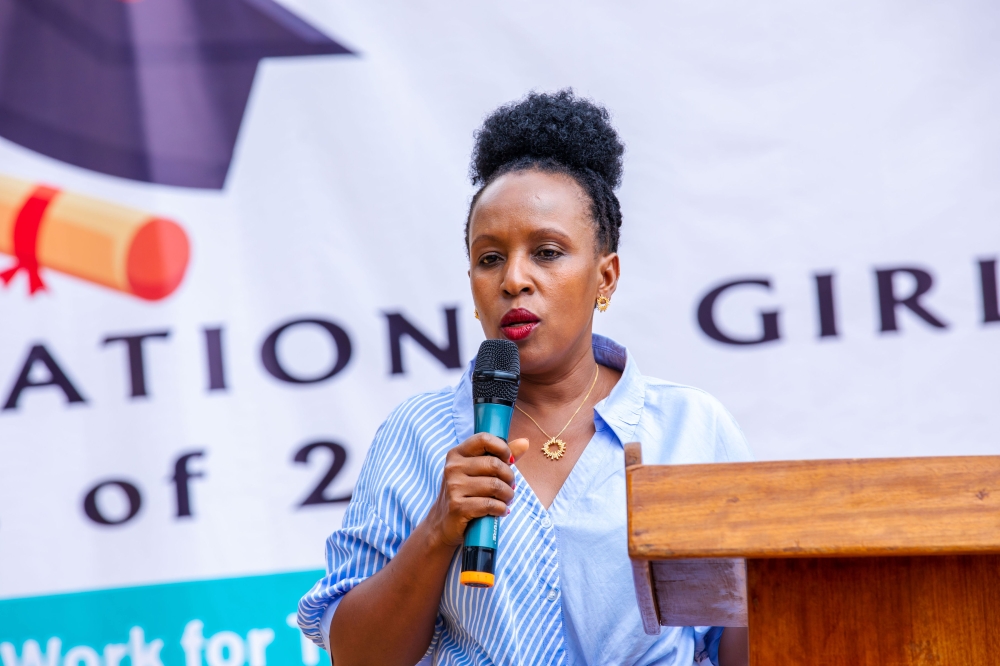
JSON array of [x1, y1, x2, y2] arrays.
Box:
[[0, 0, 997, 661]]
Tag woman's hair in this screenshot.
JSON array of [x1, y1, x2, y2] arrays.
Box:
[[466, 89, 625, 254]]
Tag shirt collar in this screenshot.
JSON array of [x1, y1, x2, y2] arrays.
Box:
[[591, 334, 645, 446], [452, 334, 646, 447]]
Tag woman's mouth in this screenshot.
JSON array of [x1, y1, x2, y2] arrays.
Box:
[[500, 308, 540, 341]]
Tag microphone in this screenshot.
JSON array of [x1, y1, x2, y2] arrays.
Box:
[[460, 339, 520, 588]]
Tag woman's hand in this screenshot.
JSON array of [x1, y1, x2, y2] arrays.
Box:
[[426, 433, 530, 548]]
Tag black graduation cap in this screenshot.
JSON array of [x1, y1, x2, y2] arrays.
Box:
[[0, 0, 353, 189]]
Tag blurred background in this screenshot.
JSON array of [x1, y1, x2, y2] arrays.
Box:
[[1, 0, 997, 663]]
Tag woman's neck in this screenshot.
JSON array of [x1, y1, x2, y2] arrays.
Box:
[[515, 335, 599, 411]]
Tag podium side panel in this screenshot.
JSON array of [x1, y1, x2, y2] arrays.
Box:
[[632, 559, 662, 635], [746, 555, 1000, 665], [653, 558, 748, 627]]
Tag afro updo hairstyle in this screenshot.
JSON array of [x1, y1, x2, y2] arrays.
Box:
[[466, 89, 625, 255]]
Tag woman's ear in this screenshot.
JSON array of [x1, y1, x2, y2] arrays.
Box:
[[597, 252, 620, 298]]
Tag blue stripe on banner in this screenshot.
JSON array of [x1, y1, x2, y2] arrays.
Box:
[[0, 570, 327, 666]]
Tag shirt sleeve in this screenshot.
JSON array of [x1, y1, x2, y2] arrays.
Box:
[[297, 499, 404, 646], [709, 397, 754, 464], [637, 381, 753, 467], [296, 392, 452, 648]]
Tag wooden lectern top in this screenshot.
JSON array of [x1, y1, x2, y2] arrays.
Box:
[[627, 454, 1000, 561], [625, 447, 1000, 661]]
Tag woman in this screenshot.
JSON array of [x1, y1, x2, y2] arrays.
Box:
[[299, 90, 752, 666]]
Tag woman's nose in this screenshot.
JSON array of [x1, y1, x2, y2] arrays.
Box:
[[502, 254, 534, 296]]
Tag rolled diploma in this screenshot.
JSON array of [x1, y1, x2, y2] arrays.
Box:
[[0, 174, 189, 300]]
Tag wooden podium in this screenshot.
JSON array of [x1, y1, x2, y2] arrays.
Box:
[[624, 444, 1000, 664]]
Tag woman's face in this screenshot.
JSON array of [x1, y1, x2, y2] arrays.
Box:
[[468, 169, 619, 376]]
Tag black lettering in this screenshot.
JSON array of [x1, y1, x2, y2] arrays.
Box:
[[814, 273, 838, 338], [978, 259, 1000, 324], [385, 307, 461, 374], [293, 441, 352, 506], [171, 450, 206, 518], [83, 480, 142, 526], [875, 268, 947, 332], [261, 318, 352, 384], [102, 330, 170, 398], [696, 279, 780, 345], [203, 327, 227, 391], [3, 344, 86, 410]]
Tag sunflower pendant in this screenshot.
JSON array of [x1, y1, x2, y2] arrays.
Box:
[[541, 437, 567, 461]]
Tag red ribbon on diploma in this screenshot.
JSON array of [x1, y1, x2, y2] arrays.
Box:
[[1, 185, 60, 294]]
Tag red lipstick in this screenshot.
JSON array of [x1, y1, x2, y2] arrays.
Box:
[[500, 308, 540, 341]]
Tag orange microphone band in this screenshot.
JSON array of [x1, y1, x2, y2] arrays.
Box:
[[459, 571, 495, 588]]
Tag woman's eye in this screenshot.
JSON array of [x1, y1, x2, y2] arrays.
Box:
[[479, 253, 502, 266], [537, 248, 562, 260]]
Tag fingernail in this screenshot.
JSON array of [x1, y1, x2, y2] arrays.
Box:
[[509, 455, 515, 464], [512, 480, 517, 491], [506, 508, 511, 516]]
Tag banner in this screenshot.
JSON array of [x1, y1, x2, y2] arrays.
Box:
[[1, 0, 997, 660]]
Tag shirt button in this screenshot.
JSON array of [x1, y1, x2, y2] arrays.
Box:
[[540, 516, 552, 529], [546, 589, 558, 601]]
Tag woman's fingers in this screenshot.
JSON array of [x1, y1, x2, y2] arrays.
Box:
[[473, 497, 510, 518], [509, 437, 529, 462], [443, 476, 514, 519], [463, 476, 515, 505], [457, 432, 512, 461], [436, 432, 519, 537], [463, 455, 514, 485]]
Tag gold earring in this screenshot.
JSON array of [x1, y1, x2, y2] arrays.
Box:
[[596, 295, 610, 312], [474, 309, 480, 320]]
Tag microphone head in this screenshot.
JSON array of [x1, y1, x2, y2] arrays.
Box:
[[472, 339, 520, 404]]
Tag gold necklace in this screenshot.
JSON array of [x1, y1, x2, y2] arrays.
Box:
[[516, 365, 600, 461]]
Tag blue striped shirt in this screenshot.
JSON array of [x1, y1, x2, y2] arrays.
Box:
[[298, 335, 753, 665]]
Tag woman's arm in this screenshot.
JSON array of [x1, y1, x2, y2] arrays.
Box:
[[329, 433, 525, 666], [718, 627, 748, 666]]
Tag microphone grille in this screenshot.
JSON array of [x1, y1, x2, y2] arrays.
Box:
[[473, 339, 520, 403], [474, 339, 520, 375]]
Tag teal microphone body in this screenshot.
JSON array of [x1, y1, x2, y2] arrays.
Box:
[[461, 340, 520, 588]]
